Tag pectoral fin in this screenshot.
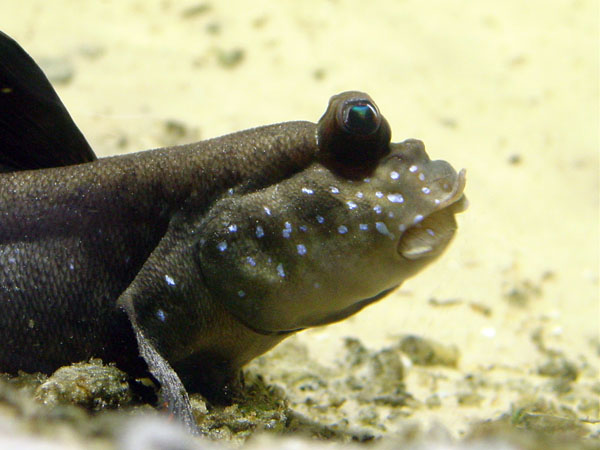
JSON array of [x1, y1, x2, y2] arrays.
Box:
[[117, 224, 208, 435], [0, 31, 96, 172], [127, 314, 199, 435]]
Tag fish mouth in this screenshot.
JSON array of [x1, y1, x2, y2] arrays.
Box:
[[398, 169, 467, 260]]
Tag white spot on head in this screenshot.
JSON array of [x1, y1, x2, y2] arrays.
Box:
[[359, 223, 369, 230], [387, 193, 404, 203], [422, 187, 431, 194], [165, 275, 176, 286], [373, 205, 382, 214], [282, 221, 292, 238], [297, 244, 307, 255], [375, 222, 395, 239], [419, 173, 425, 181], [277, 263, 286, 278], [263, 206, 272, 216], [246, 256, 257, 266], [375, 191, 384, 198], [302, 187, 314, 195], [414, 214, 424, 224], [330, 186, 340, 194], [346, 201, 357, 210], [256, 225, 265, 238], [156, 309, 166, 322], [217, 241, 228, 252], [316, 215, 325, 224], [338, 225, 348, 234], [228, 224, 238, 232], [409, 165, 418, 173], [238, 290, 246, 298], [356, 192, 364, 199], [390, 171, 400, 180]]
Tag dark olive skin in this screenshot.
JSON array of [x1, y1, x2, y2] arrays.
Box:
[[0, 31, 466, 434]]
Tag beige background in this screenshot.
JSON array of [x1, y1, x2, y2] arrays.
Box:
[[1, 0, 598, 439]]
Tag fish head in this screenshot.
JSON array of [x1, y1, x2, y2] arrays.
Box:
[[198, 91, 467, 333]]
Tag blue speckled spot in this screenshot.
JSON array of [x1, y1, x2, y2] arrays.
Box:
[[422, 187, 431, 194], [419, 173, 425, 181], [374, 205, 382, 214], [347, 201, 357, 210], [238, 290, 246, 297], [390, 171, 400, 180], [375, 222, 394, 239], [338, 225, 348, 234], [299, 225, 308, 232], [302, 187, 314, 195], [375, 191, 384, 198], [256, 225, 264, 238], [316, 215, 325, 224], [359, 224, 369, 231], [217, 241, 228, 252], [399, 224, 407, 232], [426, 228, 436, 236], [277, 263, 286, 278], [297, 244, 307, 255], [414, 214, 424, 224], [282, 221, 292, 238], [356, 192, 364, 199], [387, 194, 404, 203], [228, 224, 238, 232], [409, 165, 418, 173], [165, 274, 176, 286], [246, 256, 257, 266], [156, 309, 166, 322], [263, 206, 272, 216], [330, 186, 340, 194]]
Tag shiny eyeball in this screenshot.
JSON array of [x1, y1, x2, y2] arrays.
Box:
[[340, 101, 381, 136]]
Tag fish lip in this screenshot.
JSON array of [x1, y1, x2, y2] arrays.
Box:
[[437, 168, 467, 211], [397, 168, 467, 260]]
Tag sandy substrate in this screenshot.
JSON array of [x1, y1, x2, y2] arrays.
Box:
[[0, 1, 598, 448]]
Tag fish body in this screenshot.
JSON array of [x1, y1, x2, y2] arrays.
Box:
[[0, 31, 466, 433]]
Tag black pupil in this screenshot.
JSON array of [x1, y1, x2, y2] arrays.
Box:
[[344, 102, 379, 135]]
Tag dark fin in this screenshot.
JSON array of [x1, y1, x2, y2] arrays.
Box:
[[118, 226, 207, 435], [128, 318, 200, 435], [0, 31, 96, 172]]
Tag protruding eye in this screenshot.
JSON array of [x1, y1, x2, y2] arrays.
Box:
[[317, 91, 391, 178], [340, 101, 381, 135]]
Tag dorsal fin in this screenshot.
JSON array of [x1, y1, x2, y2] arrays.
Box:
[[0, 31, 96, 172]]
